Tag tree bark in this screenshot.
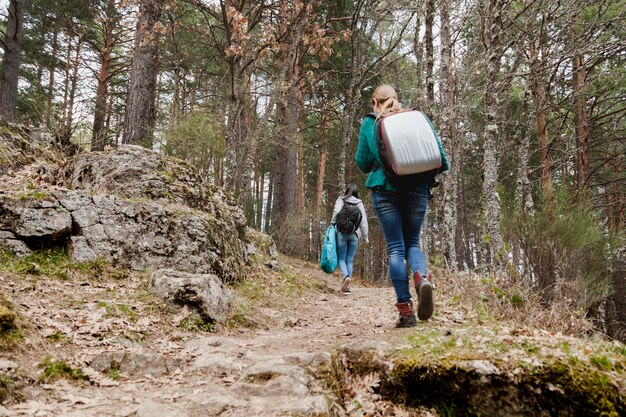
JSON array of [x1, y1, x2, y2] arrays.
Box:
[[314, 112, 329, 261], [123, 0, 163, 147], [91, 0, 116, 151], [0, 0, 25, 122], [572, 51, 589, 191], [481, 0, 506, 269], [440, 0, 459, 271], [425, 0, 435, 108], [45, 28, 59, 129]]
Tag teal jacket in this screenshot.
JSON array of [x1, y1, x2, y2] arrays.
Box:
[[355, 114, 450, 191]]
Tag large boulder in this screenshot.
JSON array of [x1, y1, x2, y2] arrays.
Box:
[[150, 269, 230, 324]]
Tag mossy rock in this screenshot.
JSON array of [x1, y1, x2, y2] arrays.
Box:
[[331, 339, 625, 417], [383, 358, 624, 417]]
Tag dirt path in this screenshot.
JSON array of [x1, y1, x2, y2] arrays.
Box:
[[1, 257, 424, 417]]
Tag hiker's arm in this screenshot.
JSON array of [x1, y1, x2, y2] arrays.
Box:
[[355, 117, 375, 173], [359, 202, 369, 243], [330, 198, 342, 224]]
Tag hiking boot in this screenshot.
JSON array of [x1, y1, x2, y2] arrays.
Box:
[[414, 272, 434, 321], [340, 277, 351, 294], [395, 301, 417, 327]]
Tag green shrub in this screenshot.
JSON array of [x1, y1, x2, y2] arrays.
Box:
[[505, 187, 616, 310]]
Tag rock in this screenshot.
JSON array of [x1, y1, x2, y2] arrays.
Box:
[[68, 236, 97, 263], [90, 351, 184, 377], [0, 231, 32, 257], [460, 359, 501, 375], [151, 269, 230, 324], [0, 359, 17, 371], [132, 400, 187, 417], [59, 145, 247, 236], [15, 207, 72, 239]]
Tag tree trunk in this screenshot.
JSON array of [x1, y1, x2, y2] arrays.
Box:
[[481, 0, 506, 269], [572, 50, 589, 191], [45, 28, 59, 129], [296, 88, 305, 210], [607, 248, 625, 342], [440, 0, 459, 271], [0, 0, 24, 122], [269, 0, 306, 237], [270, 86, 299, 236], [425, 0, 435, 108], [60, 24, 73, 135], [529, 38, 553, 207], [92, 2, 115, 151], [63, 36, 82, 145], [314, 112, 329, 261], [123, 0, 163, 147], [264, 170, 273, 233]]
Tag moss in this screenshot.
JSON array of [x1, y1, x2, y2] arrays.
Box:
[[1, 249, 127, 282], [374, 355, 625, 417], [18, 191, 47, 200], [527, 360, 624, 416], [0, 297, 22, 347], [38, 356, 86, 383]]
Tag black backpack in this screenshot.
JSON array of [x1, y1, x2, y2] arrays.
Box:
[[335, 200, 362, 234]]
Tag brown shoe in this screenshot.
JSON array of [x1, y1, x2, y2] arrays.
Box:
[[395, 301, 417, 327], [340, 277, 351, 294]]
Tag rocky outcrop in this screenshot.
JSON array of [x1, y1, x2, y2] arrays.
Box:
[[58, 145, 247, 237], [0, 143, 281, 284], [0, 120, 60, 177], [0, 190, 248, 283]]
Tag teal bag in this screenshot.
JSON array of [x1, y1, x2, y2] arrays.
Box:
[[320, 225, 338, 274]]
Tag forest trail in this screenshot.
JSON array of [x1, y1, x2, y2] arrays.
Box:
[[1, 255, 439, 417]]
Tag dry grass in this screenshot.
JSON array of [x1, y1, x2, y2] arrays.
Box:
[[436, 267, 596, 336]]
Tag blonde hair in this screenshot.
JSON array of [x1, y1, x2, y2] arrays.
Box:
[[371, 84, 402, 117]]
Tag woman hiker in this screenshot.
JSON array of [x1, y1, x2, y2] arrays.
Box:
[[355, 84, 449, 327], [331, 182, 369, 295]]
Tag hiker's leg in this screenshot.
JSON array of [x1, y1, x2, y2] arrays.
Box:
[[336, 232, 349, 278], [345, 232, 359, 277], [404, 188, 429, 276], [373, 191, 410, 303]]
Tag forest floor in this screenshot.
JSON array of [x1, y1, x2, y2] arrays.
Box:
[[1, 251, 625, 416], [0, 252, 438, 416]]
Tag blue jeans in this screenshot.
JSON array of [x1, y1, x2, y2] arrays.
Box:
[[336, 231, 359, 278], [373, 189, 429, 303]]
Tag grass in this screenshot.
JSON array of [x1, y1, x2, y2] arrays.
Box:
[[38, 356, 86, 383], [0, 248, 126, 281], [227, 262, 322, 328], [179, 312, 214, 332], [97, 301, 138, 322]]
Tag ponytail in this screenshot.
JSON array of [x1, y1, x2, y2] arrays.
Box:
[[372, 85, 402, 119]]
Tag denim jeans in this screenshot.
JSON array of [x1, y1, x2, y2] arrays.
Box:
[[372, 189, 429, 303], [336, 231, 359, 278]]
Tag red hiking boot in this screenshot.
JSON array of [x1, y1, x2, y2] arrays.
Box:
[[395, 301, 417, 327]]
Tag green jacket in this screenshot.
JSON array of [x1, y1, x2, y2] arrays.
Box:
[[354, 114, 450, 191]]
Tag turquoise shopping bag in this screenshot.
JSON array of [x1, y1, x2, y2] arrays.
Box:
[[320, 224, 338, 274]]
